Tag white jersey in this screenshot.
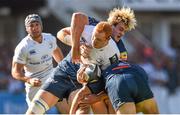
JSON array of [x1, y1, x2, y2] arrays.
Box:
[[81, 25, 120, 70], [13, 33, 57, 79]]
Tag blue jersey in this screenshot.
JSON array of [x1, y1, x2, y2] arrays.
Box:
[[88, 16, 99, 26]]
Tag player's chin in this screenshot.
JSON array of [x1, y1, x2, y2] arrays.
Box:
[[32, 32, 41, 37], [92, 43, 100, 49]]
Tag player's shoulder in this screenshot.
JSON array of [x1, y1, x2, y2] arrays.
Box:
[[16, 35, 30, 47], [15, 36, 30, 51], [83, 25, 95, 34], [42, 33, 56, 41], [42, 33, 55, 38], [88, 16, 99, 26]]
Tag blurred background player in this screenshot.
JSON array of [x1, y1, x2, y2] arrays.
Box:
[[11, 14, 69, 113]]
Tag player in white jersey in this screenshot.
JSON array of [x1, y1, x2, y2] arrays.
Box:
[[58, 21, 119, 114], [79, 25, 120, 69], [70, 22, 120, 114], [13, 32, 58, 105], [11, 14, 67, 112]]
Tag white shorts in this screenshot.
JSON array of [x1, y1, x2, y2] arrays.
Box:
[[25, 73, 52, 106]]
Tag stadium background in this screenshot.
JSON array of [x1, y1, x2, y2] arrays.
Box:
[[0, 0, 180, 113]]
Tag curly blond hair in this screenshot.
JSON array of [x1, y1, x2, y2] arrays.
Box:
[[107, 7, 137, 31]]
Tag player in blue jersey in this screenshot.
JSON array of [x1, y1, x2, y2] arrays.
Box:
[[26, 7, 131, 114]]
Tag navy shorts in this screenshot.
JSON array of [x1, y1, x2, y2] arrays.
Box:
[[42, 65, 82, 101], [87, 77, 105, 94], [105, 64, 154, 111], [42, 60, 105, 100]]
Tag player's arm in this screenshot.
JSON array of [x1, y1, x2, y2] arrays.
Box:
[[86, 91, 108, 104], [97, 91, 109, 101], [52, 46, 64, 63], [57, 27, 92, 60], [70, 12, 89, 63], [57, 27, 72, 46], [11, 61, 29, 83], [11, 61, 41, 86], [81, 91, 108, 105]]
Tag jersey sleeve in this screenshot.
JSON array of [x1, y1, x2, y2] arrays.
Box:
[[81, 25, 94, 44], [116, 39, 128, 61], [88, 16, 99, 26], [13, 44, 27, 64], [52, 35, 57, 50], [49, 34, 57, 50]]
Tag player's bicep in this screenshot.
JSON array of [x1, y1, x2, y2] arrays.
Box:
[[11, 61, 24, 75]]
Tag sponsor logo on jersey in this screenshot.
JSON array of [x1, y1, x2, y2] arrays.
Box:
[[29, 49, 36, 55], [41, 55, 48, 60]]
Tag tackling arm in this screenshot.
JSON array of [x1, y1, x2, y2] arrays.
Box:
[[70, 12, 89, 63]]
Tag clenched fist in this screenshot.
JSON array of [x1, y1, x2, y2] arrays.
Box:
[[27, 77, 41, 87]]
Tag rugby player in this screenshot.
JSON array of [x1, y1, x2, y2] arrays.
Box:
[[11, 14, 68, 113]]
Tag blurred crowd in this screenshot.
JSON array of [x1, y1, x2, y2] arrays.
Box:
[[0, 43, 24, 93], [126, 35, 180, 113]]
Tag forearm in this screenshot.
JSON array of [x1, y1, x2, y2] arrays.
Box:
[[71, 12, 88, 48], [70, 13, 89, 63], [70, 93, 80, 114], [70, 86, 91, 114], [11, 70, 30, 83], [53, 47, 64, 63], [97, 91, 109, 101]]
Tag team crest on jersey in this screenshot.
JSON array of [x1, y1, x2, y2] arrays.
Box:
[[29, 49, 36, 55], [109, 54, 119, 64], [120, 52, 128, 61]]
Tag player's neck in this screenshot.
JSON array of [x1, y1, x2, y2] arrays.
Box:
[[32, 35, 43, 43]]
